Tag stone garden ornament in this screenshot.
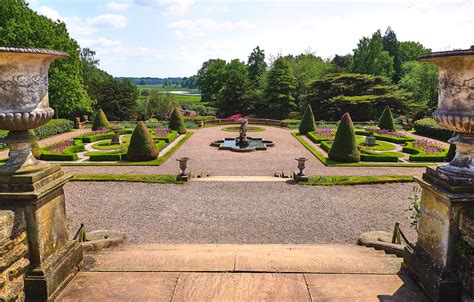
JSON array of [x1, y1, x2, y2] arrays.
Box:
[[0, 47, 68, 174]]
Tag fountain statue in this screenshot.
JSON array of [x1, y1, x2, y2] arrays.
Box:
[[211, 118, 274, 152], [238, 119, 249, 145]]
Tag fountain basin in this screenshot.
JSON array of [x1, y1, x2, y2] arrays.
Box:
[[211, 137, 274, 152]]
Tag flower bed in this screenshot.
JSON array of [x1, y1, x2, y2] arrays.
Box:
[[40, 139, 84, 161], [307, 128, 336, 143], [321, 140, 400, 162], [355, 130, 414, 143], [155, 130, 179, 143], [403, 139, 447, 162], [86, 140, 167, 162]]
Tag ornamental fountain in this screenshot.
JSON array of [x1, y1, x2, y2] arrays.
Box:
[[0, 48, 82, 301], [404, 50, 474, 301], [211, 119, 274, 152]]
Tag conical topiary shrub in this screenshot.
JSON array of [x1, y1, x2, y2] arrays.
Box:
[[299, 104, 316, 134], [378, 106, 396, 131], [92, 109, 110, 131], [328, 113, 360, 163], [126, 122, 159, 161], [169, 107, 186, 134]]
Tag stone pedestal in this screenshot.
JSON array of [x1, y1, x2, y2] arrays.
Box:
[[0, 165, 82, 301], [403, 167, 471, 301]]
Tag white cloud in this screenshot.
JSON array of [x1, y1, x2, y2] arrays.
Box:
[[105, 2, 130, 11], [78, 38, 122, 48], [134, 0, 195, 16], [169, 18, 255, 37], [36, 6, 63, 21], [87, 14, 128, 28]]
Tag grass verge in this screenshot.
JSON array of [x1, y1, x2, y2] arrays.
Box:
[[300, 175, 414, 186], [71, 173, 185, 184]]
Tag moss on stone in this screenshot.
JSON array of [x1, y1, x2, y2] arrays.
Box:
[[299, 104, 316, 134], [92, 109, 110, 131], [328, 113, 360, 163], [378, 106, 396, 131], [126, 122, 158, 161], [169, 107, 186, 134]]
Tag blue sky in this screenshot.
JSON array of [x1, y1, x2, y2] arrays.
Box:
[[30, 0, 473, 77]]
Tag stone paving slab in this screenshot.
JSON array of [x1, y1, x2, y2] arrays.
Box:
[[56, 244, 427, 301]]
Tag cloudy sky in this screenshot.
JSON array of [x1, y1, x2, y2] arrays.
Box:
[[30, 0, 473, 77]]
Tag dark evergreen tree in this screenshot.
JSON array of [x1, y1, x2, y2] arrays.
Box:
[[264, 57, 297, 119], [382, 27, 402, 82], [378, 106, 396, 131], [169, 107, 186, 134], [328, 113, 360, 163], [126, 122, 158, 161], [247, 46, 267, 89], [299, 104, 316, 134]]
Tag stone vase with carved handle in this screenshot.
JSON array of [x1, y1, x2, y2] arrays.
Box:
[[418, 50, 474, 179], [0, 47, 68, 175]]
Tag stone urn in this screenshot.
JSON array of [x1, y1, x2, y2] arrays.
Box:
[[110, 125, 123, 145], [418, 50, 474, 180], [0, 47, 68, 174], [364, 125, 379, 146]]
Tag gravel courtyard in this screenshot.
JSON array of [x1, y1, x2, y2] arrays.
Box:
[[65, 181, 418, 244]]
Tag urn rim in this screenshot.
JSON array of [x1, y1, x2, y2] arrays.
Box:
[[417, 49, 474, 61], [0, 47, 69, 58]]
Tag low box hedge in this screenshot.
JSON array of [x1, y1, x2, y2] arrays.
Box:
[[79, 132, 114, 143], [355, 130, 413, 143], [307, 132, 330, 143], [41, 152, 78, 161], [320, 141, 332, 153], [403, 142, 447, 162], [156, 131, 179, 143], [413, 118, 453, 141], [156, 140, 167, 152], [118, 129, 133, 135], [88, 152, 125, 161], [360, 154, 399, 162]]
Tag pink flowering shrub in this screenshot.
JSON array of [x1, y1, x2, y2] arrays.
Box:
[[229, 114, 245, 119], [412, 139, 444, 154], [378, 129, 407, 138]]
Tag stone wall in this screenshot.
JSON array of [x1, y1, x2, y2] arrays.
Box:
[[0, 208, 30, 302], [459, 208, 474, 302]]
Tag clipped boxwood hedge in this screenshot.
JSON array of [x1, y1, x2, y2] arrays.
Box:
[[88, 152, 125, 161], [40, 152, 78, 161], [79, 132, 115, 143], [320, 141, 332, 152], [307, 132, 331, 143], [355, 130, 414, 143], [155, 140, 167, 152], [413, 118, 453, 141], [156, 131, 179, 143], [360, 153, 399, 162], [403, 142, 447, 162]]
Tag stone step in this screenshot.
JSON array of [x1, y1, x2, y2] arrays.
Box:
[[85, 244, 403, 275]]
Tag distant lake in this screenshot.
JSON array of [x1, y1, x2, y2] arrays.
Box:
[[159, 90, 201, 96]]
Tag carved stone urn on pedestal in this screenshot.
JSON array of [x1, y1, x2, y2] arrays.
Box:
[[404, 50, 474, 302], [0, 48, 82, 301]]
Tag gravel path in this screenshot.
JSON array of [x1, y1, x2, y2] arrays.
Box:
[[62, 126, 427, 177], [65, 181, 418, 244]]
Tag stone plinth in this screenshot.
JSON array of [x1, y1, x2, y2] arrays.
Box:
[[404, 167, 469, 301], [0, 165, 82, 301]]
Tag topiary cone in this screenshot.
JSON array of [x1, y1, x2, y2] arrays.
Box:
[[126, 122, 159, 161], [378, 106, 396, 131], [92, 109, 110, 131], [328, 112, 360, 163], [169, 107, 187, 134], [299, 104, 316, 134]]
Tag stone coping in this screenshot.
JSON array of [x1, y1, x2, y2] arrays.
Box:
[[0, 47, 68, 57], [418, 49, 474, 60]]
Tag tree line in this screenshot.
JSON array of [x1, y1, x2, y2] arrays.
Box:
[[196, 27, 450, 120]]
